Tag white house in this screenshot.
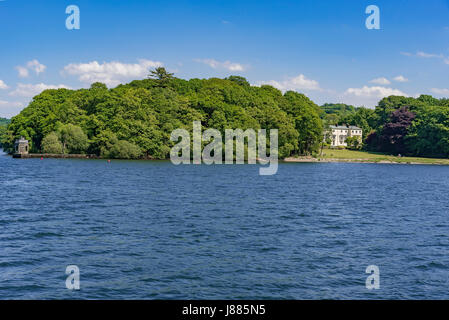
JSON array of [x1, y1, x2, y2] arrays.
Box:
[[328, 125, 362, 147]]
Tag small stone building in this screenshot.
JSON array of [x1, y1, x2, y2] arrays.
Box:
[[14, 137, 29, 155]]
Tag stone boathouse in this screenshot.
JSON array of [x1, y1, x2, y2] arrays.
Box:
[[13, 137, 29, 158]]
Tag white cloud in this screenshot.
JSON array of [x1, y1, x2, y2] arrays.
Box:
[[9, 83, 71, 97], [338, 86, 409, 108], [0, 80, 9, 89], [393, 75, 409, 82], [63, 59, 163, 87], [195, 59, 246, 72], [15, 60, 47, 78], [401, 51, 449, 65], [16, 66, 29, 78], [27, 59, 46, 74], [0, 100, 23, 107], [0, 100, 25, 118], [257, 74, 321, 91], [430, 88, 449, 96], [416, 51, 443, 59], [370, 77, 391, 85], [368, 76, 408, 85], [344, 86, 408, 98]]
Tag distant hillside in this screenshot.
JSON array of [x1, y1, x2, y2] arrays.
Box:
[[320, 103, 357, 115], [0, 118, 10, 148], [0, 118, 10, 126]]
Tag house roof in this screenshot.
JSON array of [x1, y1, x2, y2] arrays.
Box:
[[329, 125, 362, 130]]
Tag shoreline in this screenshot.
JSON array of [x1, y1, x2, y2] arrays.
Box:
[[12, 153, 99, 159], [9, 152, 449, 166], [10, 152, 158, 161], [285, 148, 449, 166], [283, 157, 449, 165]]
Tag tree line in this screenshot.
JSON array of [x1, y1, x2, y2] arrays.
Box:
[[322, 95, 449, 157], [2, 69, 449, 159], [0, 69, 323, 159], [0, 118, 10, 148]]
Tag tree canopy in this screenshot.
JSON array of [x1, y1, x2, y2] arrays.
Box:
[[321, 95, 449, 158], [0, 118, 10, 148], [3, 72, 449, 159], [1, 74, 323, 159]]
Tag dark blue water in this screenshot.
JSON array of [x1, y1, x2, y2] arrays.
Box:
[[1, 149, 449, 299]]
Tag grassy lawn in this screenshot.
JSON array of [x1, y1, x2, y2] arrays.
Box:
[[318, 148, 449, 165]]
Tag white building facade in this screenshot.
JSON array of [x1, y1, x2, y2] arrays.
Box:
[[328, 125, 363, 147]]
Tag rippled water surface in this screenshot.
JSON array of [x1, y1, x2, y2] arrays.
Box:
[[1, 150, 449, 299]]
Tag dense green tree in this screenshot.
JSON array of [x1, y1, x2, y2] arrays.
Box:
[[362, 95, 449, 157], [57, 123, 89, 154], [283, 91, 323, 155], [406, 105, 449, 157], [148, 67, 174, 87], [108, 140, 142, 159], [345, 136, 362, 150], [374, 96, 422, 129], [90, 130, 119, 157], [332, 108, 375, 140], [321, 103, 356, 119], [41, 132, 63, 154], [0, 118, 9, 148], [225, 76, 250, 87]]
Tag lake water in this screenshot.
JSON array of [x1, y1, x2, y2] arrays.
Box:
[[1, 149, 449, 299]]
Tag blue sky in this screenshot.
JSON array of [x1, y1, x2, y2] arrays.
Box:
[[1, 0, 449, 117]]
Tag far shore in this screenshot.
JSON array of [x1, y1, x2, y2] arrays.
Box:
[[8, 148, 449, 166], [284, 148, 449, 166], [12, 153, 99, 159], [283, 157, 449, 165]]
